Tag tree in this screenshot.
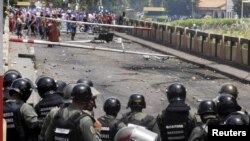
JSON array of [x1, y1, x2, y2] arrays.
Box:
[[233, 0, 250, 17]]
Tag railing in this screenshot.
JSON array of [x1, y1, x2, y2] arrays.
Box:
[[122, 19, 250, 67]]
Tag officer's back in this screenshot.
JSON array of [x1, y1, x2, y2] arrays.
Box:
[[121, 94, 158, 132], [157, 83, 197, 141], [34, 76, 63, 121], [4, 78, 41, 141], [98, 97, 125, 141], [188, 100, 220, 141], [43, 84, 102, 141]]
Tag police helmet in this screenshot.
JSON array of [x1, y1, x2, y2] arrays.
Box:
[[3, 70, 22, 88], [9, 78, 33, 102], [219, 83, 238, 98], [104, 97, 121, 116], [224, 115, 248, 125], [217, 94, 241, 116], [56, 80, 67, 97], [36, 76, 57, 98], [77, 79, 93, 87], [166, 83, 186, 102], [198, 100, 218, 115], [127, 94, 146, 109], [72, 84, 92, 103]]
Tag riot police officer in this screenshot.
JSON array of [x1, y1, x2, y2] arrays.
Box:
[[3, 69, 22, 101], [4, 78, 41, 141], [121, 94, 159, 133], [216, 94, 242, 121], [34, 76, 63, 121], [98, 97, 125, 141], [43, 84, 102, 141], [188, 100, 220, 141], [38, 83, 77, 141], [157, 83, 197, 141]]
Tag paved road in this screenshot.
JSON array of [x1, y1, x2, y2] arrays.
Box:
[[29, 32, 250, 118]]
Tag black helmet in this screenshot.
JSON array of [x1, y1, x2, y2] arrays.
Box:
[[166, 83, 186, 102], [56, 80, 67, 97], [198, 100, 218, 115], [219, 83, 238, 98], [217, 94, 241, 116], [228, 111, 250, 125], [224, 115, 248, 125], [9, 78, 33, 102], [104, 97, 121, 116], [72, 84, 92, 103], [3, 70, 22, 88], [77, 79, 93, 87], [36, 76, 57, 98], [127, 94, 146, 109]]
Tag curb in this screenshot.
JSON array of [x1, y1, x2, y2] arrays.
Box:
[[114, 32, 250, 84]]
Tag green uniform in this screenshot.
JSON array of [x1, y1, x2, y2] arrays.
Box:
[[43, 104, 101, 141], [39, 107, 60, 141], [188, 125, 207, 141], [121, 111, 160, 134], [4, 99, 41, 140], [98, 115, 126, 141]]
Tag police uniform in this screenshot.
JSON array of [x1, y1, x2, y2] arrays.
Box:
[[98, 114, 125, 141], [43, 104, 101, 141], [188, 125, 207, 141], [122, 111, 160, 133], [157, 102, 197, 141], [4, 99, 41, 141], [35, 92, 63, 121], [39, 107, 60, 141]]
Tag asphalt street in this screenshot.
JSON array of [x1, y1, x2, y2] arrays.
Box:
[[29, 32, 250, 118]]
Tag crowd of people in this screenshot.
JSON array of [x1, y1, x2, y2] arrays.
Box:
[[3, 69, 250, 141], [6, 7, 126, 43]]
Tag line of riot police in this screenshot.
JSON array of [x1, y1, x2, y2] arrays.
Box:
[[3, 69, 249, 141]]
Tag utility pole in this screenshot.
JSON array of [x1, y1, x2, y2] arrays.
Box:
[[0, 0, 4, 139]]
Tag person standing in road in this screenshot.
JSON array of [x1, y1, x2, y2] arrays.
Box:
[[188, 100, 220, 141], [157, 83, 197, 141], [34, 76, 63, 122], [98, 97, 125, 141], [43, 84, 102, 141], [121, 94, 160, 134], [4, 78, 41, 141]]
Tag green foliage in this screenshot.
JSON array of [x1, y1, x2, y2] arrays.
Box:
[[168, 18, 250, 38], [169, 18, 236, 27]]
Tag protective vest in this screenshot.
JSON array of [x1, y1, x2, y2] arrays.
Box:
[[122, 112, 155, 131], [160, 101, 191, 141], [98, 116, 119, 141], [35, 93, 63, 121], [53, 108, 92, 141], [3, 100, 26, 141]]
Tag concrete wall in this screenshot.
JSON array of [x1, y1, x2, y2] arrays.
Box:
[[122, 19, 250, 68]]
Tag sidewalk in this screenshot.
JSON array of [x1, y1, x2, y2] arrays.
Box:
[[3, 17, 40, 105], [114, 32, 250, 83]]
